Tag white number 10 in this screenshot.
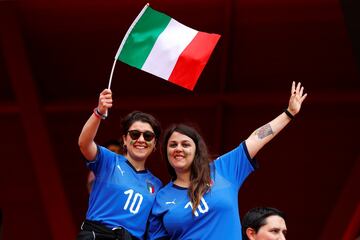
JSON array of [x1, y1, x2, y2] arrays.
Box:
[[184, 197, 209, 217], [124, 189, 143, 214]]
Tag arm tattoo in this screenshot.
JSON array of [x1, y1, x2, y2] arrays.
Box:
[[256, 124, 273, 139]]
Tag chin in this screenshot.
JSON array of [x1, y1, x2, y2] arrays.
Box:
[[173, 165, 188, 172]]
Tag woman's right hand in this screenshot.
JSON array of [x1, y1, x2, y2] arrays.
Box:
[[97, 89, 113, 114]]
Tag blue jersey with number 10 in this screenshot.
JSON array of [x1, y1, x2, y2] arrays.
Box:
[[86, 146, 162, 240], [147, 142, 257, 240]]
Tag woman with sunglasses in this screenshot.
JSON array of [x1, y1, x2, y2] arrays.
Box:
[[78, 89, 162, 240], [147, 82, 307, 240]]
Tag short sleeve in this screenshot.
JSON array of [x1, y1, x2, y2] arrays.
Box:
[[86, 145, 116, 176], [147, 201, 169, 240], [214, 141, 258, 188]]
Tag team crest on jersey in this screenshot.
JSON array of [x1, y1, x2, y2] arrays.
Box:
[[146, 181, 155, 194]]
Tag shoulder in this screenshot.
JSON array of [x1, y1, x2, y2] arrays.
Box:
[[146, 171, 163, 188], [217, 141, 248, 159], [97, 145, 119, 158], [156, 182, 175, 197], [116, 153, 127, 162]]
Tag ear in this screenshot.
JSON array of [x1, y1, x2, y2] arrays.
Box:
[[246, 228, 257, 240], [122, 134, 127, 144]]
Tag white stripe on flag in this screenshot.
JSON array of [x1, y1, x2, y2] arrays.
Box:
[[142, 19, 198, 80]]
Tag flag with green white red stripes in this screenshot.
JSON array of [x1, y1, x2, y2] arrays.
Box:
[[115, 4, 221, 90]]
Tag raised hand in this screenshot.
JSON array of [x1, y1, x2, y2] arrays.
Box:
[[288, 81, 307, 116], [97, 89, 113, 115]]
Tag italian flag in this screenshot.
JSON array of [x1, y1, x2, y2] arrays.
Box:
[[115, 4, 221, 90]]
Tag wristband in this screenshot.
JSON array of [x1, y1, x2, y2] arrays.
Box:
[[284, 109, 295, 120], [93, 108, 107, 120]]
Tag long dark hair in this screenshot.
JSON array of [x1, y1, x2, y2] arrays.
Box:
[[242, 207, 286, 240], [162, 124, 211, 214], [120, 111, 161, 153]]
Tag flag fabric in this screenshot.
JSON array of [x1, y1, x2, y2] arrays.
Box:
[[116, 4, 221, 90]]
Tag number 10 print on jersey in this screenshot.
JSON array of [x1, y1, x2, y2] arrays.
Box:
[[86, 146, 162, 239]]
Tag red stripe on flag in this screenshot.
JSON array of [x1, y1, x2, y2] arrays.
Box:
[[168, 32, 220, 90]]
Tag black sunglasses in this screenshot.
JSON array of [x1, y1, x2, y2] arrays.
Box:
[[127, 130, 156, 142]]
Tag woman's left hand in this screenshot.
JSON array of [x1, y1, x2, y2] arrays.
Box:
[[288, 81, 308, 116]]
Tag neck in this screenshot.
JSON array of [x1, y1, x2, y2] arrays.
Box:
[[174, 171, 191, 188], [126, 156, 146, 171]]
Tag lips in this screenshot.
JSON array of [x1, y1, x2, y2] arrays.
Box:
[[173, 154, 185, 160], [133, 144, 147, 150]]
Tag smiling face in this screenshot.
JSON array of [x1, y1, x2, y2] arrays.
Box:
[[167, 131, 196, 174], [247, 215, 287, 240], [123, 121, 156, 163]]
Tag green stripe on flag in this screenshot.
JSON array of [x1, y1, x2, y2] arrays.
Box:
[[118, 6, 171, 69]]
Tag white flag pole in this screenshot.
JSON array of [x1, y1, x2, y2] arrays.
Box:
[[105, 3, 149, 115], [104, 59, 117, 118], [108, 3, 149, 89], [108, 59, 117, 89]]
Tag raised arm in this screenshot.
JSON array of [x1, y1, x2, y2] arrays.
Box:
[[245, 82, 307, 158], [78, 89, 113, 160]]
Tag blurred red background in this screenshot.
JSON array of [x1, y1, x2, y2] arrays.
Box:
[[0, 0, 359, 239]]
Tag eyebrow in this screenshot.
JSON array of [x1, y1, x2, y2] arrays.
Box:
[[269, 227, 287, 232], [169, 140, 191, 143]]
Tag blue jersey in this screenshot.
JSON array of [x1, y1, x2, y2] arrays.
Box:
[[86, 146, 162, 240], [147, 142, 257, 240]]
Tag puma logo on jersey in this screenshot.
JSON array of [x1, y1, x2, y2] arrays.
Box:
[[165, 199, 176, 205], [117, 165, 125, 176]]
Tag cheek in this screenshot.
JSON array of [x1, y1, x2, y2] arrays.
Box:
[[183, 148, 191, 157], [129, 140, 135, 145], [145, 141, 153, 147], [167, 149, 175, 161], [167, 149, 172, 158], [257, 230, 274, 240]]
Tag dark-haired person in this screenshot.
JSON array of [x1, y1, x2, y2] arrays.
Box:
[[147, 82, 307, 240], [242, 207, 287, 240], [78, 89, 162, 240]]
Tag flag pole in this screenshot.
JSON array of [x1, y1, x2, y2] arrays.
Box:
[[108, 59, 117, 89], [103, 59, 117, 118], [108, 3, 149, 90]]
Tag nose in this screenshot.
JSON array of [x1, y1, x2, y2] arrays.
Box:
[[174, 144, 182, 152], [137, 133, 146, 142], [279, 234, 286, 240]]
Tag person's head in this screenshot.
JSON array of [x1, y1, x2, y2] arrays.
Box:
[[242, 207, 287, 240], [162, 124, 211, 213], [121, 111, 161, 162]]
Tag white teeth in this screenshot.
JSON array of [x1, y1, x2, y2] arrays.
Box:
[[135, 145, 146, 149]]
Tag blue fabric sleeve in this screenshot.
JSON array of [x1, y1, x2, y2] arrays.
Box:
[[86, 145, 116, 176], [147, 201, 169, 240], [214, 141, 257, 189]]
